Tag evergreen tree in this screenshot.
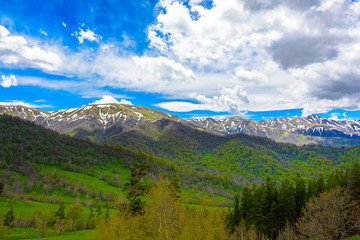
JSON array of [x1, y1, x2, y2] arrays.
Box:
[[263, 177, 278, 238], [348, 163, 360, 202], [4, 207, 14, 227], [0, 182, 3, 195], [55, 202, 65, 220], [105, 205, 110, 221], [169, 174, 181, 199], [241, 185, 255, 228], [294, 173, 306, 218], [123, 163, 149, 215], [89, 207, 94, 220], [278, 178, 296, 227], [227, 194, 241, 233], [97, 205, 102, 217]]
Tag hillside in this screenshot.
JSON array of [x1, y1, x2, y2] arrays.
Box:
[[1, 108, 359, 183], [188, 115, 360, 146], [1, 115, 360, 240]]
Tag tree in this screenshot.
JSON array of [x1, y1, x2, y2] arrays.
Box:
[[105, 205, 110, 221], [294, 173, 306, 218], [89, 208, 94, 220], [123, 163, 149, 215], [226, 194, 241, 233], [278, 178, 296, 227], [65, 203, 83, 222], [3, 207, 14, 227], [348, 163, 360, 202], [169, 174, 181, 199], [296, 187, 360, 240], [0, 182, 4, 196], [55, 201, 65, 220]]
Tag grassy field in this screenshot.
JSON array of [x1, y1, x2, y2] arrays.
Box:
[[6, 228, 96, 240]]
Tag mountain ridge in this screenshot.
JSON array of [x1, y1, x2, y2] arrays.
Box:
[[1, 103, 360, 146]]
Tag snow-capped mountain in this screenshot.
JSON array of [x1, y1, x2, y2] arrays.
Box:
[[2, 103, 360, 146], [0, 104, 181, 142], [187, 115, 360, 146]]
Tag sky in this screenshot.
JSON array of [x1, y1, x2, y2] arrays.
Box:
[[1, 0, 360, 121]]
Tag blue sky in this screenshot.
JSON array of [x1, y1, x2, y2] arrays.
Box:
[[1, 0, 360, 121]]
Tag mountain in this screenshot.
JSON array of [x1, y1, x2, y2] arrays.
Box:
[[187, 115, 360, 146], [1, 103, 360, 146], [0, 104, 183, 142]]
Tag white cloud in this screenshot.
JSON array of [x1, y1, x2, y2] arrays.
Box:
[[76, 28, 101, 44], [0, 25, 61, 71], [92, 95, 133, 105], [2, 0, 359, 117], [146, 0, 360, 115], [0, 100, 52, 108], [62, 22, 66, 28], [40, 29, 48, 36], [158, 86, 249, 114], [0, 74, 17, 88], [133, 56, 196, 84]]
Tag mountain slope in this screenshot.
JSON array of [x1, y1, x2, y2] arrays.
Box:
[[0, 104, 183, 142], [2, 103, 360, 146], [187, 115, 360, 146]]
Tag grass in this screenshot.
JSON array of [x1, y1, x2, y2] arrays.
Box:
[[7, 228, 96, 240], [0, 198, 57, 217], [41, 165, 126, 196]]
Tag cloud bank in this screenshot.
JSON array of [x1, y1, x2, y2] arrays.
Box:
[[1, 0, 360, 117]]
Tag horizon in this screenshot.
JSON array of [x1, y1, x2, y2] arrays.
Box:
[[1, 0, 360, 121], [1, 95, 359, 122]]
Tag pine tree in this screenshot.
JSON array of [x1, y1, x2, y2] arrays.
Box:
[[89, 208, 94, 220], [278, 178, 296, 227], [97, 205, 102, 217], [123, 163, 149, 215], [294, 173, 306, 218], [348, 163, 360, 202], [0, 182, 3, 195], [55, 202, 65, 220], [169, 174, 181, 199], [241, 186, 255, 228], [105, 205, 110, 221], [227, 194, 241, 233], [4, 207, 14, 227]]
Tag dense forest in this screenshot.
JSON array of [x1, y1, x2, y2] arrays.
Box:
[[0, 115, 360, 239]]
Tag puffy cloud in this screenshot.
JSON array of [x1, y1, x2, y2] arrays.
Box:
[[92, 95, 133, 105], [4, 0, 360, 117], [76, 28, 101, 44], [62, 22, 66, 28], [158, 86, 249, 114], [0, 74, 17, 87], [133, 56, 196, 84], [148, 0, 360, 116], [0, 25, 62, 71]]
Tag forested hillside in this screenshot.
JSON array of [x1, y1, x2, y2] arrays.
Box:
[[1, 115, 360, 239]]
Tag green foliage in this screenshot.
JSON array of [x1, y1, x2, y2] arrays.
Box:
[[55, 202, 65, 220], [123, 163, 149, 215], [3, 207, 14, 227], [228, 163, 360, 239], [65, 203, 83, 221]]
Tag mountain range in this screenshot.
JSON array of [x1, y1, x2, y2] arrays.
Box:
[[1, 103, 360, 146]]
